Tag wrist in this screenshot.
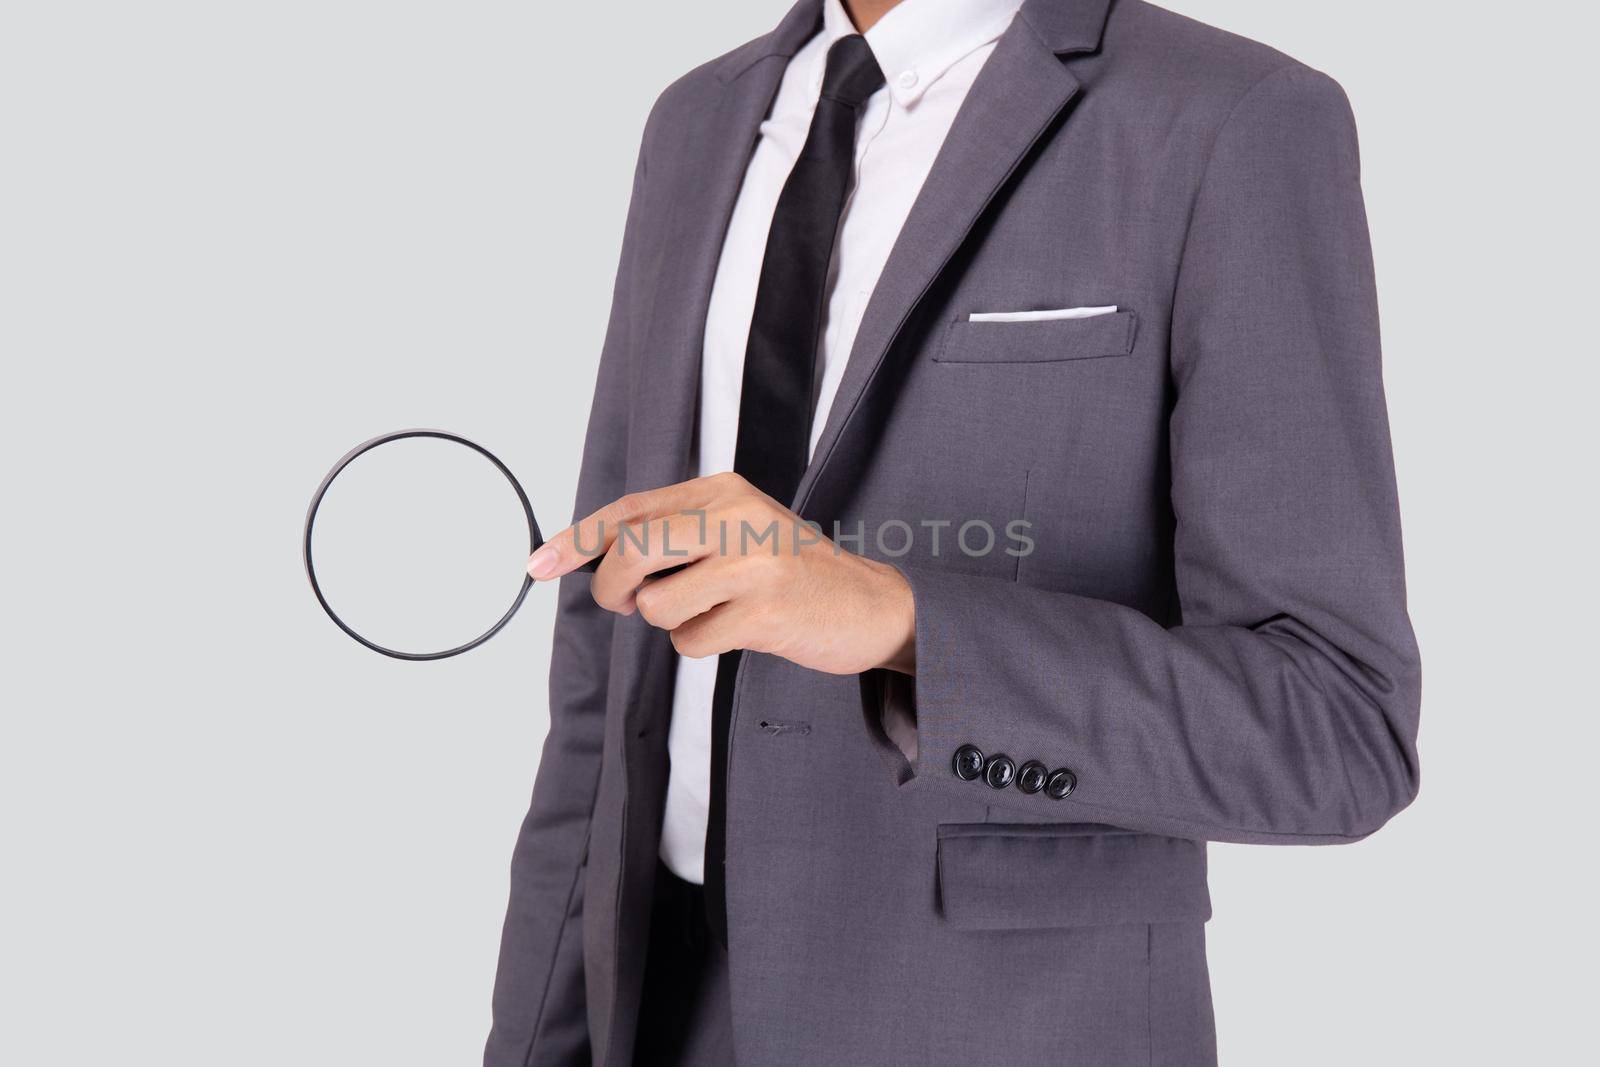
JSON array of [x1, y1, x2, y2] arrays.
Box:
[[869, 560, 916, 675]]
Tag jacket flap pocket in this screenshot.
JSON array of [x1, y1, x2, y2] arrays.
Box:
[[937, 824, 1211, 930], [934, 310, 1137, 364]]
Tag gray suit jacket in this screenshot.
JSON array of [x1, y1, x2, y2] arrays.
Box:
[[486, 1, 1421, 1063]]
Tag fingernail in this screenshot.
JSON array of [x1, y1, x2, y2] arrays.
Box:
[[528, 544, 560, 580]]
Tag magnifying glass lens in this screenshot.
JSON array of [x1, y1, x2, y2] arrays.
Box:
[[307, 435, 533, 655]]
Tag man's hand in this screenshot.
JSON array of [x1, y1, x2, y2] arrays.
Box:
[[526, 473, 915, 676]]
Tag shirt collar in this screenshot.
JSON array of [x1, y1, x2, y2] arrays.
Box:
[[815, 0, 1025, 108]]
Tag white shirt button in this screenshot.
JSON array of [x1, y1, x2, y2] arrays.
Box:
[[897, 69, 918, 89]]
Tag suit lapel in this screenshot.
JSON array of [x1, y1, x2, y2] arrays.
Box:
[[625, 3, 820, 496], [792, 14, 1087, 517], [610, 0, 814, 756], [613, 4, 818, 716], [597, 8, 822, 1063]]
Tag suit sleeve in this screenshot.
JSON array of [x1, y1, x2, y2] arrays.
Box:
[[902, 66, 1421, 844], [483, 138, 648, 1066]]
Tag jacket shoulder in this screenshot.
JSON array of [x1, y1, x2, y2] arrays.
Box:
[[1094, 1, 1349, 127], [636, 34, 778, 157]]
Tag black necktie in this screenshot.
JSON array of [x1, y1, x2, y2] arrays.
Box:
[[703, 34, 885, 944]]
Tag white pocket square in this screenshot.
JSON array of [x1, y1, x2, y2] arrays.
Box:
[[968, 305, 1117, 323]]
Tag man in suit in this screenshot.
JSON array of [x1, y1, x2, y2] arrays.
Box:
[[485, 0, 1421, 1063]]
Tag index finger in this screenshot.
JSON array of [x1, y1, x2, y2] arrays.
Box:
[[526, 476, 724, 581]]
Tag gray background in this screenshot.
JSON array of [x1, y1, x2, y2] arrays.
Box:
[[1, 1, 1592, 1062]]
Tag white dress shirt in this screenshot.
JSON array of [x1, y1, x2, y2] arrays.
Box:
[[659, 0, 1026, 884]]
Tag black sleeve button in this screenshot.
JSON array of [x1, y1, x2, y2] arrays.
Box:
[[1044, 768, 1077, 800], [1016, 760, 1048, 795], [984, 754, 1016, 790], [953, 744, 985, 781]]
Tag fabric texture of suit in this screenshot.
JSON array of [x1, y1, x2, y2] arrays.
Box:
[[485, 1, 1421, 1064]]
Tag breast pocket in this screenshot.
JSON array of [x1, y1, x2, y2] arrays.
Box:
[[933, 309, 1138, 365]]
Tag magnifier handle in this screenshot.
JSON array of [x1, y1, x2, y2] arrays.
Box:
[[574, 557, 689, 579]]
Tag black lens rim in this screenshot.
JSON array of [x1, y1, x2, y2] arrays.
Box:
[[302, 429, 541, 661]]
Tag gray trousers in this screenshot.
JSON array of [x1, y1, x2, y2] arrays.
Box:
[[634, 863, 735, 1066]]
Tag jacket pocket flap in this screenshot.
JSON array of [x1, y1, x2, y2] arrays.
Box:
[[937, 824, 1211, 930], [934, 310, 1137, 364]]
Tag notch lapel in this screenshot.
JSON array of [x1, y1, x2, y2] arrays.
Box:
[[608, 3, 813, 740], [624, 2, 820, 496], [608, 5, 816, 774], [593, 7, 821, 1064], [792, 16, 1086, 517], [613, 31, 801, 720]]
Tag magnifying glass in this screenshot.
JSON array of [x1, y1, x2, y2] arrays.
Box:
[[303, 429, 568, 661]]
